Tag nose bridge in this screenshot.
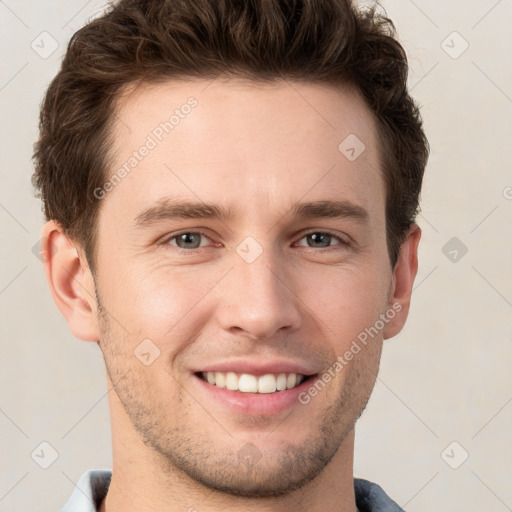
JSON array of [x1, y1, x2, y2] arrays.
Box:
[[217, 239, 301, 339]]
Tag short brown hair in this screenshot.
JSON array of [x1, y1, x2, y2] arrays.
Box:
[[32, 0, 429, 270]]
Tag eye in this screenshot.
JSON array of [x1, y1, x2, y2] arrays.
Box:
[[296, 231, 349, 250], [161, 230, 349, 252], [165, 231, 212, 250]]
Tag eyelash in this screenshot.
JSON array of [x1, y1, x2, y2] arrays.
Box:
[[161, 230, 350, 253]]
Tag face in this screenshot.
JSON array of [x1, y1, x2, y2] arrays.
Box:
[[92, 78, 399, 497]]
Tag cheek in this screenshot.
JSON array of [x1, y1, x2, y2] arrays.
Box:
[[115, 264, 222, 342], [297, 263, 390, 349]]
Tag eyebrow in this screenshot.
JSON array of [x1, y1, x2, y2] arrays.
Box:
[[133, 197, 369, 227]]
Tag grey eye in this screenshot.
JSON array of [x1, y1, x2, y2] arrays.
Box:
[[297, 232, 343, 249], [305, 233, 334, 248], [171, 232, 206, 249]]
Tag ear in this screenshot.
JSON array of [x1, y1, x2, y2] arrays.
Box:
[[40, 220, 100, 342], [383, 224, 421, 340]]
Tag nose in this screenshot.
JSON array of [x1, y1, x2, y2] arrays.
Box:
[[216, 247, 302, 340]]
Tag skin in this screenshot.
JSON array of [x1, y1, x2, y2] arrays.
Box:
[[42, 78, 420, 512]]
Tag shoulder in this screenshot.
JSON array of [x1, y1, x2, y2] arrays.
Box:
[[354, 478, 405, 512]]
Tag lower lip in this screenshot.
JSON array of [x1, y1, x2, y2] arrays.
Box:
[[192, 373, 316, 415]]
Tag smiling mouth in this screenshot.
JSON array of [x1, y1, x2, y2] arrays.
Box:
[[195, 371, 316, 394]]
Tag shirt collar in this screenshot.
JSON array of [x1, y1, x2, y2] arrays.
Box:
[[60, 469, 111, 512]]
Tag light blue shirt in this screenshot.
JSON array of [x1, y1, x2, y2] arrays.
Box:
[[61, 469, 405, 511], [60, 470, 111, 512]]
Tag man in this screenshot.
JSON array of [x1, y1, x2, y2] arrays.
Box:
[[32, 0, 429, 510]]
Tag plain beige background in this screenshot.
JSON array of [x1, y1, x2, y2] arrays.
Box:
[[1, 1, 511, 510]]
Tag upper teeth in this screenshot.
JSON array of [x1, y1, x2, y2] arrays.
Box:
[[202, 371, 305, 393]]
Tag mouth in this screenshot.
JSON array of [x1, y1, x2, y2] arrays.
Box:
[[191, 360, 321, 415], [194, 371, 316, 394]]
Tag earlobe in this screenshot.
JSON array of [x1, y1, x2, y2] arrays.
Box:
[[41, 220, 100, 342], [383, 224, 421, 340]]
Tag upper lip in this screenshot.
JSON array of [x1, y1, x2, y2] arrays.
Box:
[[194, 359, 318, 377]]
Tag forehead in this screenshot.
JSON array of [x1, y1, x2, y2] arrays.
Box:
[[104, 78, 384, 226]]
